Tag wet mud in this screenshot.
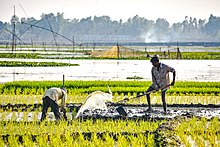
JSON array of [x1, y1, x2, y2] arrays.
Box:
[[73, 103, 220, 120], [1, 103, 219, 146], [0, 103, 219, 121]]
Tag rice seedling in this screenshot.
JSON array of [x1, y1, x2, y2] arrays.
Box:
[[175, 117, 220, 146], [0, 80, 219, 146], [0, 119, 163, 146]]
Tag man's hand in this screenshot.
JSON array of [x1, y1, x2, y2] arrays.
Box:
[[170, 81, 175, 86]]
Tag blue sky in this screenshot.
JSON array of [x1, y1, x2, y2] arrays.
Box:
[[0, 0, 220, 24]]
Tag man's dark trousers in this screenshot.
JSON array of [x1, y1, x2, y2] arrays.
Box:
[[41, 96, 61, 121]]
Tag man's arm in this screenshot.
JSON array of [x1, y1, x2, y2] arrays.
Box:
[[60, 91, 68, 120], [61, 92, 67, 108], [171, 71, 176, 86], [167, 65, 175, 86]]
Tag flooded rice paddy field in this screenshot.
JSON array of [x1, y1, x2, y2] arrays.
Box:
[[0, 49, 219, 145], [1, 104, 219, 146], [0, 103, 219, 121], [1, 59, 220, 82], [0, 59, 220, 121]]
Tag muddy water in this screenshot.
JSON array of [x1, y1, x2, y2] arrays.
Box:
[[78, 105, 220, 120], [1, 105, 219, 121], [0, 59, 220, 82]]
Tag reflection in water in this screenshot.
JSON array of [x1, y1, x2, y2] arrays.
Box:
[[0, 59, 220, 82]]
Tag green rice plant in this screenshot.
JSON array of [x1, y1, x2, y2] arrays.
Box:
[[1, 119, 162, 135], [22, 112, 28, 121], [115, 133, 131, 147], [1, 80, 220, 96], [175, 117, 220, 146], [0, 94, 42, 105], [62, 131, 74, 146], [73, 133, 87, 146], [0, 138, 5, 147], [0, 53, 40, 59], [102, 133, 115, 146], [0, 94, 219, 107], [35, 133, 50, 147], [165, 95, 220, 105], [22, 135, 36, 146], [146, 132, 155, 146], [7, 135, 22, 146], [49, 134, 64, 146]]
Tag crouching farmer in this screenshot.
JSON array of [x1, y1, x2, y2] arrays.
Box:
[[40, 87, 67, 121]]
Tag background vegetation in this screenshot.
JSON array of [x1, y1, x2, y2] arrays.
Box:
[[0, 49, 220, 60], [1, 13, 220, 44]]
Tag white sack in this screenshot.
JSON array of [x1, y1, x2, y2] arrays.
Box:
[[75, 86, 112, 118]]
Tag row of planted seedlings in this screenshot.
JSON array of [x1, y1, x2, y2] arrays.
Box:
[[154, 116, 220, 146], [0, 113, 219, 146], [0, 80, 220, 146], [174, 117, 220, 146], [0, 80, 219, 121], [1, 94, 219, 112], [0, 117, 163, 146], [0, 61, 80, 67], [0, 80, 219, 110], [0, 80, 157, 146]]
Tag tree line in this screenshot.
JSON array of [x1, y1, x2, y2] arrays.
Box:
[[0, 13, 220, 45]]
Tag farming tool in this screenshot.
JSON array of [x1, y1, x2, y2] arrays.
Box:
[[115, 84, 171, 116]]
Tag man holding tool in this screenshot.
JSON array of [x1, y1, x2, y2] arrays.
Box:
[[40, 87, 67, 121], [145, 55, 176, 113]]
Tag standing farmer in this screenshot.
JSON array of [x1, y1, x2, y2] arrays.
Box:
[[146, 55, 176, 113], [40, 87, 67, 121]]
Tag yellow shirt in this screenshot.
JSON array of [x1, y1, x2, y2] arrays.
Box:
[[43, 87, 67, 108]]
